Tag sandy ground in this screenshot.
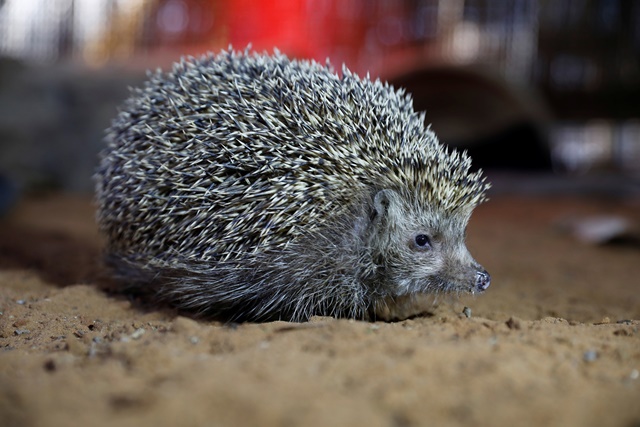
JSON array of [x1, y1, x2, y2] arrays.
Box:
[[0, 193, 639, 427]]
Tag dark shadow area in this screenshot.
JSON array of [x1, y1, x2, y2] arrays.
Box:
[[604, 235, 640, 250], [0, 221, 186, 319], [0, 224, 102, 286], [390, 66, 553, 172], [459, 121, 552, 171]]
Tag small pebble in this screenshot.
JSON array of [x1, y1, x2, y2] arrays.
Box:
[[505, 317, 522, 330], [583, 349, 598, 362], [462, 307, 472, 318], [130, 328, 145, 340], [43, 359, 56, 372]]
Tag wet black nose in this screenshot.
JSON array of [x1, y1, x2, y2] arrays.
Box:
[[475, 270, 491, 292]]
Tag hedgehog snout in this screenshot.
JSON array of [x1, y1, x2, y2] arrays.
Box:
[[475, 270, 491, 292]]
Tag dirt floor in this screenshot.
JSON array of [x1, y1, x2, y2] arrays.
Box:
[[0, 192, 639, 427]]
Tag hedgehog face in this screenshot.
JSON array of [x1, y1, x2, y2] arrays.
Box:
[[369, 189, 489, 298]]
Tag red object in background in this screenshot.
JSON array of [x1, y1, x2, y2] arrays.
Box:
[[225, 0, 373, 67], [227, 0, 328, 60], [152, 0, 340, 65], [221, 0, 416, 79], [149, 0, 410, 78]]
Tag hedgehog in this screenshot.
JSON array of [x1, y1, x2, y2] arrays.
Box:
[[95, 48, 491, 322]]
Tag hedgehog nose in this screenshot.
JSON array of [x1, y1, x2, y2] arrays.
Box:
[[475, 270, 491, 292]]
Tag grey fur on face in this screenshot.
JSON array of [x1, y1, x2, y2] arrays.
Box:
[[95, 48, 490, 322]]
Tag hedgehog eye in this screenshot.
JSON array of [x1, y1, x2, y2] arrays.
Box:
[[413, 234, 432, 249]]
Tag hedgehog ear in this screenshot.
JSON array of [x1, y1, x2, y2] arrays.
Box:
[[373, 189, 399, 220]]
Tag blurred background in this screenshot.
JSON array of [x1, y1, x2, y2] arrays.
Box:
[[0, 0, 639, 213]]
